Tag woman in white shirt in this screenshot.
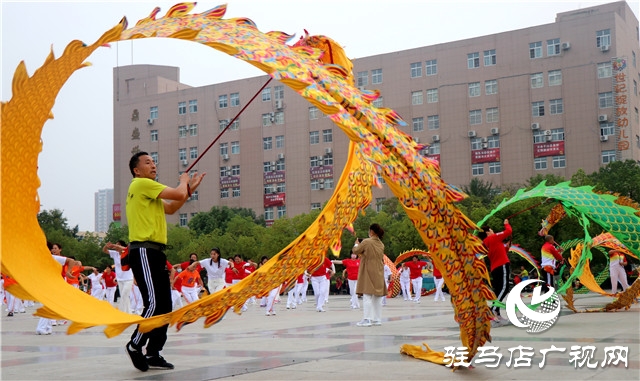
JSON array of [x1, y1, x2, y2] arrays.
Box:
[[190, 248, 228, 294]]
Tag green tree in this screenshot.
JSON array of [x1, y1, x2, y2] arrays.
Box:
[[526, 174, 566, 188], [589, 160, 640, 202], [104, 222, 128, 244], [462, 178, 497, 206], [38, 208, 79, 238], [570, 168, 593, 187], [188, 206, 263, 236]]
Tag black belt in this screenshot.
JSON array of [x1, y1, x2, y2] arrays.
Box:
[[129, 241, 167, 251]]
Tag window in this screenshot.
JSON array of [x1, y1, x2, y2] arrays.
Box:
[[410, 62, 422, 78], [323, 154, 333, 166], [411, 91, 423, 105], [633, 51, 637, 68], [178, 148, 187, 161], [220, 143, 228, 156], [534, 157, 547, 170], [488, 162, 501, 174], [179, 213, 187, 227], [277, 205, 286, 219], [178, 101, 187, 115], [357, 71, 368, 87], [634, 80, 638, 96], [548, 70, 562, 86], [596, 29, 611, 48], [274, 111, 285, 125], [532, 101, 545, 117], [471, 137, 483, 150], [533, 130, 546, 144], [426, 59, 437, 75], [376, 174, 385, 185], [309, 131, 320, 144], [263, 137, 273, 150], [487, 136, 500, 148], [263, 161, 272, 173], [232, 187, 240, 197], [469, 110, 482, 125], [264, 208, 274, 220], [467, 52, 480, 68], [276, 160, 285, 171], [550, 99, 564, 115], [220, 189, 229, 198], [428, 142, 440, 155], [189, 147, 198, 160], [552, 155, 566, 168], [486, 107, 499, 123], [323, 129, 333, 143], [597, 62, 612, 78], [373, 98, 383, 108], [274, 85, 284, 100], [311, 179, 320, 190], [276, 182, 286, 193], [529, 41, 542, 59], [231, 141, 240, 154], [427, 115, 439, 130], [468, 82, 480, 97], [547, 38, 560, 56], [150, 130, 158, 141], [262, 113, 273, 127], [372, 69, 383, 84], [150, 152, 158, 165], [412, 117, 424, 132], [472, 163, 484, 176], [375, 198, 386, 212], [551, 128, 565, 141], [150, 106, 158, 119], [189, 99, 198, 113], [323, 178, 334, 189], [602, 150, 616, 164], [262, 87, 271, 101], [426, 88, 438, 103], [485, 80, 498, 95], [189, 191, 198, 201], [310, 156, 322, 167], [600, 122, 615, 136], [483, 49, 496, 66], [530, 73, 543, 88], [598, 92, 613, 108], [219, 119, 229, 131], [309, 106, 319, 120], [230, 93, 239, 107], [220, 166, 228, 177], [178, 125, 187, 138], [229, 120, 239, 131], [311, 203, 321, 211], [276, 135, 285, 149], [189, 124, 198, 136], [264, 184, 275, 194], [218, 95, 228, 108]]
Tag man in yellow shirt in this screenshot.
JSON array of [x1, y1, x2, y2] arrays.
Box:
[[125, 151, 205, 372]]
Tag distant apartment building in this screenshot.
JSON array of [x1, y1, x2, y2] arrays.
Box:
[[94, 188, 114, 232], [113, 1, 639, 227]]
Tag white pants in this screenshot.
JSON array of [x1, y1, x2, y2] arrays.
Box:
[[400, 279, 411, 300], [171, 289, 183, 311], [266, 286, 280, 313], [293, 282, 305, 304], [610, 263, 629, 293], [91, 287, 104, 300], [311, 276, 327, 310], [105, 286, 117, 306], [208, 278, 225, 294], [182, 285, 199, 304], [301, 278, 309, 302], [5, 291, 23, 313], [411, 277, 423, 301], [117, 279, 133, 314], [131, 285, 144, 314], [36, 318, 53, 334], [434, 277, 445, 301], [323, 277, 330, 304], [382, 281, 389, 305], [348, 279, 359, 308], [287, 285, 298, 307], [362, 294, 383, 322]]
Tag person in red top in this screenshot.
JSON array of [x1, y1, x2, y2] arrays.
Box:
[[433, 265, 445, 302], [332, 251, 361, 309], [102, 266, 118, 306], [173, 253, 202, 272], [478, 218, 512, 325], [172, 267, 203, 304], [310, 256, 332, 312], [224, 261, 235, 287], [404, 256, 428, 303]]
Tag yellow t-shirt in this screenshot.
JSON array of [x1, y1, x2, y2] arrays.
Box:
[[126, 177, 168, 244]]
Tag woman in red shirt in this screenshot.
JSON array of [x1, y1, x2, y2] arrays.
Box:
[[478, 218, 512, 326], [332, 250, 361, 309]]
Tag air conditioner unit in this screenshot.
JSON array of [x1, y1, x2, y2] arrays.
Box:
[[467, 130, 477, 138], [147, 118, 154, 125], [598, 114, 608, 122], [490, 128, 500, 135], [414, 137, 420, 143], [531, 123, 540, 130], [325, 147, 332, 154], [600, 45, 610, 52], [600, 135, 609, 142], [181, 160, 188, 166], [561, 42, 571, 50], [545, 135, 553, 142], [481, 137, 488, 143], [543, 130, 552, 136], [482, 143, 488, 149], [270, 165, 276, 171], [222, 154, 229, 161], [319, 183, 325, 189], [277, 153, 285, 160], [225, 170, 231, 176], [432, 135, 440, 143], [319, 178, 325, 183], [275, 100, 283, 110]]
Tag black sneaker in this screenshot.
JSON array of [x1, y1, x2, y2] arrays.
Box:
[[126, 342, 148, 372], [146, 355, 174, 370], [7, 312, 13, 317]]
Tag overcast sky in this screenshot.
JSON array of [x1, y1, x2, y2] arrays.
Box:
[[2, 0, 638, 232]]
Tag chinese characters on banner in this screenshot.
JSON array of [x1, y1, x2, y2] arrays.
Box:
[[612, 57, 629, 160], [112, 204, 121, 221], [263, 170, 285, 185], [310, 166, 333, 180], [426, 154, 440, 163], [219, 176, 240, 188], [443, 345, 628, 369], [533, 141, 565, 158], [471, 148, 500, 164], [264, 193, 285, 207]]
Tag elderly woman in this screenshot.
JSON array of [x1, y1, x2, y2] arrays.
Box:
[[353, 223, 386, 327]]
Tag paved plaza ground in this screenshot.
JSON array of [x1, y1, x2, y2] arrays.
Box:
[[1, 293, 638, 380]]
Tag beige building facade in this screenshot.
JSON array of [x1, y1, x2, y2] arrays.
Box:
[[113, 1, 640, 227]]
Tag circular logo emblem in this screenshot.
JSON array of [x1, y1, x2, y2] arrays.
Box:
[[505, 279, 561, 333]]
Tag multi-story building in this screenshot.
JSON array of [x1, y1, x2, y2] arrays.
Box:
[[94, 188, 114, 232], [113, 1, 639, 227]]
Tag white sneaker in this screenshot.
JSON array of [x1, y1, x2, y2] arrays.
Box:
[[241, 306, 248, 312], [371, 320, 382, 326], [265, 311, 271, 316], [356, 319, 372, 327], [316, 308, 325, 312]]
